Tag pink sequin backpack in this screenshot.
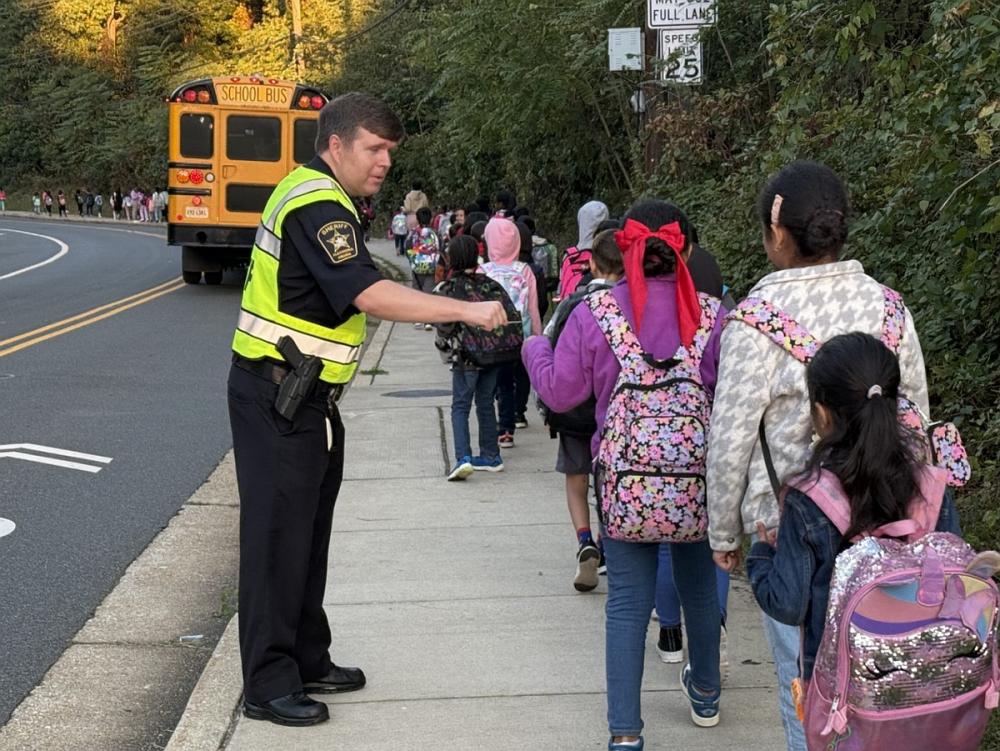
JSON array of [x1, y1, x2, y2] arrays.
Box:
[[789, 468, 1000, 751], [727, 286, 971, 488], [586, 290, 719, 543]]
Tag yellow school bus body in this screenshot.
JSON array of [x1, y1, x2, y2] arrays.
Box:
[[166, 76, 328, 284]]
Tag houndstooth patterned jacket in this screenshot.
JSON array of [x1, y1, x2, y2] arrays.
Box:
[[706, 260, 929, 552]]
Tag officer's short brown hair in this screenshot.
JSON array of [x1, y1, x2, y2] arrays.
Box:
[[315, 93, 406, 152]]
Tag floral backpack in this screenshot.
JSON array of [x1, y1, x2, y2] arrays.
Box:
[[407, 227, 439, 275], [789, 468, 1000, 750], [587, 290, 719, 543], [481, 261, 531, 338], [727, 286, 971, 488]]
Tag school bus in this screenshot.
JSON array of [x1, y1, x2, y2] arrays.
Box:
[[166, 76, 328, 284]]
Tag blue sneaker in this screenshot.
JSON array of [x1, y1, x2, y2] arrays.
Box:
[[447, 457, 474, 481], [470, 455, 504, 472], [680, 664, 720, 727]]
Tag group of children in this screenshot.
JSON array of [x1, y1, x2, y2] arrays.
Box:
[[417, 165, 996, 751]]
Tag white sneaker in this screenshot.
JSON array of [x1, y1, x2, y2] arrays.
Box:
[[413, 322, 424, 329]]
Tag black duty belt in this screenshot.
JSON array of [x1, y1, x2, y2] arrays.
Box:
[[232, 354, 345, 404]]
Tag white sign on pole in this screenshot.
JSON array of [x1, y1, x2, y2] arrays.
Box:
[[608, 27, 643, 71], [659, 29, 703, 85], [647, 0, 717, 28]]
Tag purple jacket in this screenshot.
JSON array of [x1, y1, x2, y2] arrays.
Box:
[[523, 277, 725, 457]]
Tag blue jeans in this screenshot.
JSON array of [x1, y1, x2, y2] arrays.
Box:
[[604, 534, 720, 737], [656, 544, 730, 626], [451, 367, 499, 461], [762, 613, 807, 751], [495, 361, 517, 434]]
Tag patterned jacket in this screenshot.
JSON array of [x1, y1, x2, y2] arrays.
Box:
[[706, 260, 929, 551]]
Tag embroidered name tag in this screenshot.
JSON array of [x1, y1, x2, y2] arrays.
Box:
[[317, 221, 358, 264]]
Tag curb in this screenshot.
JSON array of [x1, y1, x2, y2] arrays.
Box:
[[0, 210, 168, 229], [164, 616, 243, 751]]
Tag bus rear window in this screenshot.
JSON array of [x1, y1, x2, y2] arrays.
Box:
[[227, 116, 281, 162], [293, 119, 317, 164], [180, 114, 214, 159], [227, 184, 276, 213]]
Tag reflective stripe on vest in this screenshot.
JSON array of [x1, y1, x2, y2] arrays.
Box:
[[232, 165, 367, 385]]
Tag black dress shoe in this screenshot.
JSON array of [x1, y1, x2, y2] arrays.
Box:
[[243, 691, 329, 726], [302, 663, 367, 694]]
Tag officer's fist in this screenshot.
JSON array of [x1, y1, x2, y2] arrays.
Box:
[[465, 301, 507, 330]]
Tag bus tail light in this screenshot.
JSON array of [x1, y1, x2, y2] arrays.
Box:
[[177, 170, 190, 183], [192, 196, 202, 206], [189, 170, 204, 185], [311, 96, 324, 110], [205, 172, 215, 183]]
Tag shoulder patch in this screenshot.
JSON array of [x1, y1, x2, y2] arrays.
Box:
[[317, 220, 358, 264]]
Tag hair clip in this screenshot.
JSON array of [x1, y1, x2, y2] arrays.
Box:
[[867, 384, 883, 399], [770, 194, 784, 227]]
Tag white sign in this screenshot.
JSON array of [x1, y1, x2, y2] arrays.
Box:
[[660, 29, 703, 85], [0, 443, 113, 473], [648, 0, 717, 28], [184, 206, 209, 219], [608, 27, 643, 71]]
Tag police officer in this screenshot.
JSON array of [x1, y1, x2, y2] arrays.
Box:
[[228, 92, 505, 727]]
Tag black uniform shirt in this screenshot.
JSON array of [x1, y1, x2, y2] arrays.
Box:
[[276, 156, 383, 328]]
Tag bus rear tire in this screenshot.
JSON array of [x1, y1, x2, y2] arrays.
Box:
[[183, 270, 202, 284], [204, 271, 223, 285]]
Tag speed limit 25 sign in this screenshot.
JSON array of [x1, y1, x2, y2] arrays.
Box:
[[659, 29, 703, 85]]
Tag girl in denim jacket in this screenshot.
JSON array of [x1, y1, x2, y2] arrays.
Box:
[[746, 332, 959, 682]]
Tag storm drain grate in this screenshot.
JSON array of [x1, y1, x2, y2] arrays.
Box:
[[382, 389, 452, 398]]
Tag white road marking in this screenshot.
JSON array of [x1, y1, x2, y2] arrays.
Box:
[[0, 444, 113, 473], [0, 518, 15, 538], [0, 229, 70, 280], [0, 451, 105, 473], [0, 443, 113, 463]]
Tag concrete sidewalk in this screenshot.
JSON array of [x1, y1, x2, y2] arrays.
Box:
[[182, 240, 787, 750]]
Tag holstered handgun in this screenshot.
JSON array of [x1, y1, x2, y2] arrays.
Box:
[[273, 336, 322, 420]]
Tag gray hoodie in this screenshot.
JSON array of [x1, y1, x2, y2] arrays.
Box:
[[576, 200, 609, 250]]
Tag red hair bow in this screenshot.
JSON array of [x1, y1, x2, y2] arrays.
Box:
[[614, 218, 699, 345]]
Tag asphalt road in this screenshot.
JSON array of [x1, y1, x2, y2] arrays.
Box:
[[0, 218, 242, 723]]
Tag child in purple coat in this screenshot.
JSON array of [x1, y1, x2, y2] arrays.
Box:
[[523, 199, 726, 750]]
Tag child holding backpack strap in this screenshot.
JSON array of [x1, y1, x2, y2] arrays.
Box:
[[525, 199, 725, 750], [747, 332, 998, 750], [434, 236, 523, 480]]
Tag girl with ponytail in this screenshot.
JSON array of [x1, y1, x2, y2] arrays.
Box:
[[746, 332, 960, 684]]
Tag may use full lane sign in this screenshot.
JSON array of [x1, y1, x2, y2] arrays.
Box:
[[647, 0, 717, 28]]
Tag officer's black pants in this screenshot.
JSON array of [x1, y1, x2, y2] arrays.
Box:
[[227, 364, 345, 703]]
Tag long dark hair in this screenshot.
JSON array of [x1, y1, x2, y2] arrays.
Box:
[[804, 332, 923, 540], [447, 235, 479, 272], [622, 199, 694, 277]]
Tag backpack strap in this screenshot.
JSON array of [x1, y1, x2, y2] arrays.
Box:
[[786, 470, 854, 536], [586, 290, 643, 369], [725, 297, 821, 364], [682, 293, 721, 369], [879, 285, 906, 355]]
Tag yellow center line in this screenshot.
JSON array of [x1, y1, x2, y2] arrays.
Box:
[[0, 278, 183, 348], [0, 279, 187, 358]]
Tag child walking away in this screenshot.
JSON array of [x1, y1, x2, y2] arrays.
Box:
[[525, 200, 726, 748], [434, 236, 523, 479], [747, 332, 999, 751], [482, 216, 541, 448], [556, 200, 609, 302], [539, 229, 622, 592], [406, 207, 440, 328]]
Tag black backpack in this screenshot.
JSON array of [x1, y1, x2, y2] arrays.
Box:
[[537, 281, 611, 438], [435, 274, 523, 367]]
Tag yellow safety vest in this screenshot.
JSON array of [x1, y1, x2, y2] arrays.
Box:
[[232, 165, 367, 385]]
